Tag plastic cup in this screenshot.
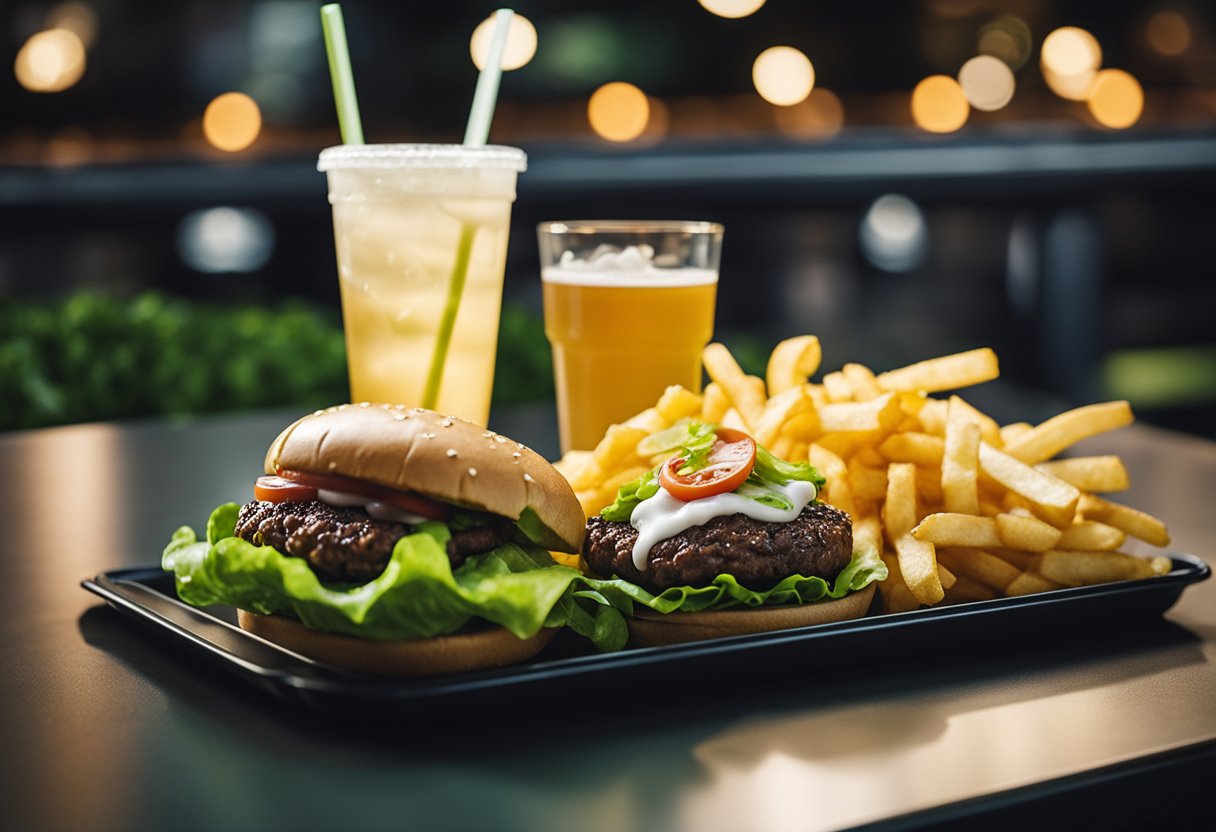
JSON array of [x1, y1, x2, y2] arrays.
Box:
[[319, 144, 527, 426], [538, 220, 723, 453]]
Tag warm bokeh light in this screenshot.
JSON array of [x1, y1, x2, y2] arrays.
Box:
[[588, 82, 650, 142], [47, 2, 99, 48], [1041, 27, 1102, 76], [14, 29, 86, 93], [911, 75, 969, 133], [1147, 11, 1191, 57], [958, 55, 1015, 112], [1041, 27, 1101, 101], [470, 13, 537, 71], [203, 92, 262, 152], [773, 88, 844, 139], [978, 15, 1032, 70], [698, 0, 766, 19], [752, 46, 815, 107], [1087, 69, 1144, 129]]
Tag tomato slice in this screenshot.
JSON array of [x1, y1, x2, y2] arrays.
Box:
[[254, 476, 318, 503], [275, 469, 449, 520], [658, 427, 757, 502]]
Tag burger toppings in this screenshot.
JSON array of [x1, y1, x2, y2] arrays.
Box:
[[657, 427, 756, 500], [583, 504, 853, 593], [598, 423, 827, 571], [254, 470, 448, 523]]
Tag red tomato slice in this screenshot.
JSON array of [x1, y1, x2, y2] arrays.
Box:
[[659, 427, 757, 502], [275, 469, 449, 520], [254, 476, 318, 503]]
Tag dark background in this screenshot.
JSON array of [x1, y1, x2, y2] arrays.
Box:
[[1, 0, 1214, 435]]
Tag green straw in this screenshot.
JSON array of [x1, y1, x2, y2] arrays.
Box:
[[463, 8, 514, 147], [320, 4, 364, 144], [423, 9, 515, 411]]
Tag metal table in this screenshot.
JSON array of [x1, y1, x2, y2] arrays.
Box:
[[2, 408, 1213, 832]]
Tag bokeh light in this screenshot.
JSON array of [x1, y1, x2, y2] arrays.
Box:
[[978, 15, 1032, 70], [752, 46, 815, 107], [588, 82, 650, 142], [860, 194, 928, 273], [470, 13, 537, 71], [1087, 69, 1144, 129], [14, 29, 86, 93], [698, 0, 766, 19], [773, 88, 844, 139], [47, 2, 98, 48], [911, 75, 969, 133], [202, 92, 262, 152], [1041, 27, 1101, 101], [958, 55, 1015, 112], [176, 207, 275, 274], [1147, 11, 1191, 57]]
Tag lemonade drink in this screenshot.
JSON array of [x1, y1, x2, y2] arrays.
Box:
[[319, 144, 526, 426], [538, 222, 723, 453]]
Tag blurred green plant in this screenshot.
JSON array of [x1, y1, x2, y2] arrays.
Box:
[[0, 292, 556, 432]]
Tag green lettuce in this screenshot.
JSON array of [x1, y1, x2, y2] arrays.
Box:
[[579, 545, 887, 615], [163, 503, 627, 652]]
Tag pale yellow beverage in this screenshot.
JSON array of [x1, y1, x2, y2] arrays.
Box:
[[542, 267, 718, 452], [319, 144, 526, 425]]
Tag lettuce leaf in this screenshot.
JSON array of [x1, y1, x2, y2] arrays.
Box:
[[578, 545, 888, 615], [163, 503, 627, 652]]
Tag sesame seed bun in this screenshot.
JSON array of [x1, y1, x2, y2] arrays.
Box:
[[263, 404, 585, 553], [237, 609, 556, 676]]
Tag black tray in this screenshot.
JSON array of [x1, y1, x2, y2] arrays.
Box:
[[82, 554, 1210, 717]]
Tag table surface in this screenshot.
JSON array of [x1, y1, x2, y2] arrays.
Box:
[[2, 407, 1214, 832]]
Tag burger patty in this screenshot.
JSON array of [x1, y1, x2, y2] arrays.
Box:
[[582, 502, 853, 593], [234, 500, 513, 583]]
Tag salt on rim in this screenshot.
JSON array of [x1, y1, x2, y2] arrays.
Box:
[[318, 143, 527, 173]]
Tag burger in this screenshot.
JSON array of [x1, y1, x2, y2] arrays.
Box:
[[162, 404, 625, 674], [580, 422, 887, 645]]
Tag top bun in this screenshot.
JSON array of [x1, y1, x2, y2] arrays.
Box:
[[264, 404, 585, 553]]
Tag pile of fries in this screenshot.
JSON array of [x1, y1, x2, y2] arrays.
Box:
[[554, 337, 1173, 611]]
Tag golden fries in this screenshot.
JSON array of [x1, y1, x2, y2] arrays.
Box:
[[553, 336, 1171, 615]]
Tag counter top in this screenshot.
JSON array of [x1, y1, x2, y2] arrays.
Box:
[[2, 409, 1213, 832]]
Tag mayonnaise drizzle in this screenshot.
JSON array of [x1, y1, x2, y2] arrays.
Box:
[[629, 480, 818, 570], [316, 489, 429, 525]]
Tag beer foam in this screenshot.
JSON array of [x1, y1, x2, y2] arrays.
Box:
[[542, 244, 717, 287], [541, 267, 718, 287]]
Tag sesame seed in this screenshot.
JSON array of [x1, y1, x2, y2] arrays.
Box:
[[482, 431, 494, 438], [446, 449, 458, 458], [523, 473, 533, 483], [338, 404, 348, 410], [313, 410, 324, 416], [421, 432, 435, 439], [468, 467, 478, 477], [494, 435, 507, 443], [359, 402, 371, 408], [393, 413, 406, 421], [441, 418, 454, 427], [327, 462, 337, 470], [511, 452, 522, 459]]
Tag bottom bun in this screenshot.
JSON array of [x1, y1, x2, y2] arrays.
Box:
[[627, 582, 876, 647], [237, 610, 557, 676]]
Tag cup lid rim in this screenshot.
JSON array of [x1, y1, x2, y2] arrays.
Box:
[[318, 144, 527, 172]]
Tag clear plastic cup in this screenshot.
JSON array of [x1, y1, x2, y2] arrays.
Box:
[[319, 144, 527, 426], [538, 220, 723, 453]]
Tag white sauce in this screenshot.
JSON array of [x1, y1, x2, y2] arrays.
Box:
[[629, 480, 818, 571], [316, 489, 429, 525]]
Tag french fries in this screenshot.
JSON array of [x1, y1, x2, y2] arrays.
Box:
[[553, 337, 1172, 615]]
